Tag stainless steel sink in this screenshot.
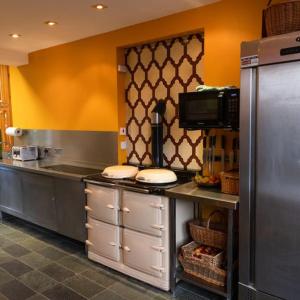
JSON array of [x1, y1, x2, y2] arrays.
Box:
[[41, 164, 100, 175]]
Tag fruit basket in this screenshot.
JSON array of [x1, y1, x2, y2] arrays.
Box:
[[194, 174, 220, 188], [178, 254, 226, 287], [181, 241, 224, 267], [189, 210, 226, 250]]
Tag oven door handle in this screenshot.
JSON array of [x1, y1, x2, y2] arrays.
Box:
[[85, 240, 93, 246], [85, 206, 92, 212], [151, 265, 165, 272], [151, 246, 165, 252], [84, 188, 93, 194], [122, 207, 130, 213], [150, 203, 164, 209], [151, 224, 164, 230]]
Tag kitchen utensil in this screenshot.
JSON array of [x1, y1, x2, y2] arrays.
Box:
[[236, 137, 240, 167], [208, 136, 212, 175], [221, 136, 226, 172], [229, 138, 235, 170], [203, 136, 207, 165], [211, 136, 217, 175]]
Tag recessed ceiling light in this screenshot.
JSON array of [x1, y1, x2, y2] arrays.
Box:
[[9, 33, 21, 39], [92, 4, 107, 10], [45, 21, 57, 26]]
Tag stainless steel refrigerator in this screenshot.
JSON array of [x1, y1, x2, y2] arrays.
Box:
[[240, 31, 300, 300]]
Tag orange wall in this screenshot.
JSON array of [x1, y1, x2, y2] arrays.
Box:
[[9, 0, 268, 161]]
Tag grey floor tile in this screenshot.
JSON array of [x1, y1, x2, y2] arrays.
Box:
[[18, 238, 47, 252], [19, 252, 52, 269], [0, 292, 8, 300], [0, 226, 16, 235], [0, 268, 14, 285], [91, 289, 127, 300], [144, 286, 172, 300], [3, 244, 30, 258], [58, 255, 88, 273], [0, 279, 35, 300], [64, 274, 105, 298], [20, 270, 57, 293], [109, 281, 152, 300], [43, 284, 86, 300], [39, 263, 74, 282], [1, 259, 33, 277], [36, 247, 67, 261], [0, 237, 14, 249], [81, 268, 117, 288], [27, 295, 48, 300], [0, 251, 13, 265], [152, 295, 171, 300], [4, 231, 30, 242]]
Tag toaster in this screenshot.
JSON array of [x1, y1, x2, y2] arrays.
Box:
[[12, 146, 39, 161]]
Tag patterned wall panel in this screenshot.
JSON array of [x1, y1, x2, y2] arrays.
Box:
[[125, 33, 204, 170]]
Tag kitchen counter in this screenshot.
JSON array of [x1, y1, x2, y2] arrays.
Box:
[[0, 158, 101, 181], [166, 181, 239, 209]]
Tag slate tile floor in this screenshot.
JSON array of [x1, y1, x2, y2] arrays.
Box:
[[0, 215, 220, 300]]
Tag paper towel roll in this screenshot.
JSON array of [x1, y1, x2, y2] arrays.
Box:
[[5, 127, 23, 137]]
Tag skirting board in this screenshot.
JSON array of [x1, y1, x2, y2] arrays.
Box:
[[88, 251, 170, 291]]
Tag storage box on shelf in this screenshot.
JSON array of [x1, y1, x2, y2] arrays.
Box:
[[220, 172, 239, 195]]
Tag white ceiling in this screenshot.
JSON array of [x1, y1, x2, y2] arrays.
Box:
[[0, 0, 218, 66]]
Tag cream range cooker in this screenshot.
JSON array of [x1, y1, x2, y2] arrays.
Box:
[[83, 165, 194, 291]]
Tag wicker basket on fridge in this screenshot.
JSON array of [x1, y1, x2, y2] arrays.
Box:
[[263, 0, 300, 36], [178, 255, 226, 287], [189, 210, 226, 250], [220, 171, 239, 195], [181, 241, 224, 267]]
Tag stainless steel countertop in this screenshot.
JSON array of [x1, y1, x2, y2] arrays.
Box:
[[166, 182, 239, 210], [0, 159, 101, 181]]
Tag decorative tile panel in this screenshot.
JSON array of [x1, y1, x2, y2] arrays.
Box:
[[125, 33, 204, 170]]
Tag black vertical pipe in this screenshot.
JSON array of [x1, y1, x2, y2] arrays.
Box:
[[151, 100, 166, 168]]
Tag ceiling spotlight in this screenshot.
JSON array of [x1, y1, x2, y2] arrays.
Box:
[[92, 4, 107, 10], [45, 21, 57, 26], [9, 33, 21, 38]]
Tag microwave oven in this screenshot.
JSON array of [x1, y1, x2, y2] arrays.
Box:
[[178, 88, 240, 130]]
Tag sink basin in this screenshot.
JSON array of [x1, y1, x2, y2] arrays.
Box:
[[41, 164, 100, 175]]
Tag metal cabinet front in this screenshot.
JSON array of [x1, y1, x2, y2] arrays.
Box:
[[85, 184, 119, 225], [86, 217, 120, 262], [22, 173, 57, 231], [122, 191, 163, 236], [123, 228, 164, 278]]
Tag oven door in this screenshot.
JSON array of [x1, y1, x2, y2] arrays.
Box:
[[123, 228, 164, 278], [122, 191, 163, 237], [86, 217, 121, 262], [85, 184, 119, 225], [179, 91, 224, 129]]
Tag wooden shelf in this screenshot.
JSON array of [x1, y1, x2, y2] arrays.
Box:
[[176, 267, 228, 298]]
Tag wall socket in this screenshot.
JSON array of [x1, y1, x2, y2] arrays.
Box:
[[120, 141, 127, 150], [119, 127, 126, 136]]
